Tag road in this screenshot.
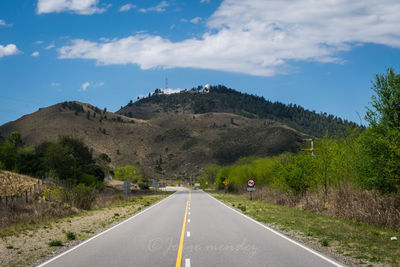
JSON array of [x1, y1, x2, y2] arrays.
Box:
[[38, 190, 343, 267]]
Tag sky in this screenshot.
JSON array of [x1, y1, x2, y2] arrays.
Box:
[[1, 0, 400, 126]]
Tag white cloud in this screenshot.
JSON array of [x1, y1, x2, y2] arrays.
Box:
[[190, 17, 202, 24], [45, 43, 55, 50], [80, 81, 104, 91], [0, 19, 12, 27], [58, 0, 400, 77], [31, 51, 40, 57], [81, 82, 90, 91], [200, 0, 210, 3], [51, 82, 60, 86], [139, 1, 169, 13], [35, 40, 44, 44], [119, 3, 136, 12], [37, 0, 108, 15], [0, 44, 20, 58]]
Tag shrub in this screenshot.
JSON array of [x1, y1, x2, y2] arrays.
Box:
[[138, 181, 150, 190], [72, 184, 98, 210], [48, 240, 63, 246], [320, 239, 329, 247], [66, 231, 76, 240]]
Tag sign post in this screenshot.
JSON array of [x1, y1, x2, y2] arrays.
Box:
[[246, 179, 255, 200], [152, 179, 158, 191], [223, 179, 230, 193], [123, 181, 131, 200]]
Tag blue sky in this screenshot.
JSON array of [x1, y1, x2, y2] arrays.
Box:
[[1, 0, 400, 126]]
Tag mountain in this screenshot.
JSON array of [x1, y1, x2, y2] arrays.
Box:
[[0, 86, 356, 180], [117, 85, 358, 137]]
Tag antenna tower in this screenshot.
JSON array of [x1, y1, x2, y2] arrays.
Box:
[[165, 77, 168, 90]]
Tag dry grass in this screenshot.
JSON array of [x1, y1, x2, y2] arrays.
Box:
[[0, 170, 39, 197], [247, 184, 400, 231], [0, 192, 170, 267], [212, 191, 400, 266]]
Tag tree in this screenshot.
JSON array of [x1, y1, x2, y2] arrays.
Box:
[[114, 165, 142, 183], [357, 68, 400, 193], [366, 67, 400, 128]]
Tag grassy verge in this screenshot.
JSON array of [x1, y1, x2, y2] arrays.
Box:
[[0, 191, 172, 267], [210, 191, 400, 267]]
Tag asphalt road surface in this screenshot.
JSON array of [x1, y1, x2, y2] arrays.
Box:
[[38, 190, 344, 267]]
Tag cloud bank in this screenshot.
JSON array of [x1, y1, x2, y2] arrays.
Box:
[[37, 0, 107, 15], [58, 0, 400, 76]]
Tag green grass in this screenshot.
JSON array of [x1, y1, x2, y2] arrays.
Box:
[[210, 191, 400, 266]]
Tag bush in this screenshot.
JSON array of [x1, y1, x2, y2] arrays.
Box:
[[66, 231, 76, 240], [138, 181, 149, 190], [48, 239, 63, 246], [72, 184, 98, 210]]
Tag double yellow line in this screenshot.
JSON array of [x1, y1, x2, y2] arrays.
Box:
[[175, 191, 191, 267]]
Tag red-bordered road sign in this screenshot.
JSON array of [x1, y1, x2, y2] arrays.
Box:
[[247, 179, 255, 188]]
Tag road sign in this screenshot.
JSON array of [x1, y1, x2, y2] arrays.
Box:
[[152, 179, 158, 189], [247, 187, 255, 192], [247, 179, 255, 188], [194, 183, 200, 187], [123, 181, 131, 194]]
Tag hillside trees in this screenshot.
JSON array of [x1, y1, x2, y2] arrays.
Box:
[[123, 85, 358, 137]]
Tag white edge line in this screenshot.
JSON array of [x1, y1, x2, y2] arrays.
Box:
[[205, 192, 344, 267], [37, 191, 178, 267], [185, 258, 191, 267]]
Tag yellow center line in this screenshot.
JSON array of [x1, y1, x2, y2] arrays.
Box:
[[175, 191, 190, 267]]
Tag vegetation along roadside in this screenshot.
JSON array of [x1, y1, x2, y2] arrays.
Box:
[[210, 191, 399, 267]]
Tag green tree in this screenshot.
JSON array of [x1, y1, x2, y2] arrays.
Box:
[[114, 164, 142, 183], [366, 67, 400, 128], [357, 68, 400, 193]]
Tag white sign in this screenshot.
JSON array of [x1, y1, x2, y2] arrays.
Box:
[[194, 183, 200, 187], [247, 187, 255, 192]]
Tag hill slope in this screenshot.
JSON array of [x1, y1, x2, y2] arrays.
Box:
[[118, 85, 358, 137], [0, 100, 306, 179]]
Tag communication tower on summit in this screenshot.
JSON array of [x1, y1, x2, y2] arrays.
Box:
[[165, 77, 168, 90]]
